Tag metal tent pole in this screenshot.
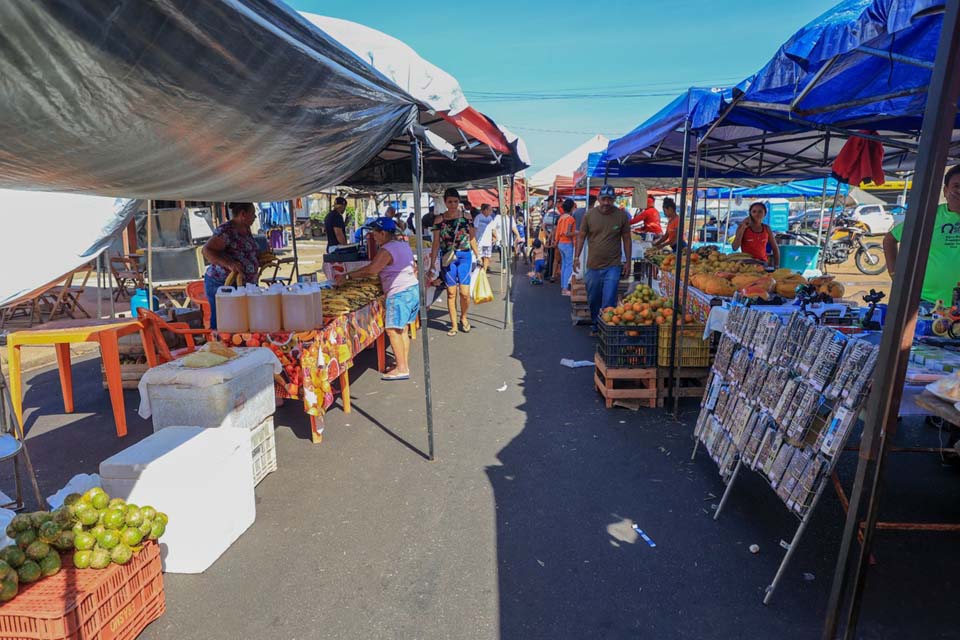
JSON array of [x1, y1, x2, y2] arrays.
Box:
[[674, 138, 703, 417], [724, 188, 733, 246], [146, 200, 153, 313], [817, 177, 829, 245], [288, 200, 300, 282], [410, 137, 435, 461], [818, 182, 843, 273], [506, 174, 515, 327], [667, 120, 692, 413], [823, 1, 960, 636], [497, 176, 506, 301], [96, 253, 103, 319]]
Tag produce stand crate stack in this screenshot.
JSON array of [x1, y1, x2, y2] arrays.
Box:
[[570, 277, 590, 325], [0, 542, 164, 640], [594, 319, 660, 408]]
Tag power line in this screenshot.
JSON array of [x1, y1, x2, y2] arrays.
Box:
[[506, 125, 627, 137]]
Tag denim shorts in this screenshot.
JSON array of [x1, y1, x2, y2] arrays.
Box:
[[385, 285, 420, 329], [442, 250, 473, 287]]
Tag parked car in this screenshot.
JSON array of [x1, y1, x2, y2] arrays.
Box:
[[849, 203, 895, 234]]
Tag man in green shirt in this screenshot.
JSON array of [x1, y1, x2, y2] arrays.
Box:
[[883, 165, 960, 305]]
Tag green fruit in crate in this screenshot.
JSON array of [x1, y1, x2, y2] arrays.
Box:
[[72, 522, 85, 536], [140, 506, 157, 522], [0, 578, 17, 602], [53, 507, 74, 528], [4, 524, 15, 539], [39, 521, 61, 544], [96, 529, 119, 550], [138, 521, 152, 537], [0, 560, 11, 578], [15, 530, 36, 550], [73, 550, 92, 569], [120, 527, 143, 547], [110, 544, 133, 566], [103, 509, 125, 531], [76, 506, 99, 527], [26, 541, 50, 562], [83, 488, 108, 510], [148, 521, 166, 540], [17, 561, 41, 583], [10, 514, 32, 533], [64, 493, 82, 508], [1, 545, 25, 568], [39, 551, 61, 577], [53, 531, 75, 552], [154, 513, 169, 527], [30, 512, 52, 529], [108, 498, 126, 509], [124, 507, 143, 527], [74, 531, 96, 551], [97, 510, 107, 525], [90, 548, 111, 570], [89, 524, 105, 540]]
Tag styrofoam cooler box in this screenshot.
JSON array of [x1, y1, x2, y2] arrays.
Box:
[[145, 359, 275, 431], [100, 427, 255, 574]]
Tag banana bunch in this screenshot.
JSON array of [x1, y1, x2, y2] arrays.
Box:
[[224, 272, 246, 287]]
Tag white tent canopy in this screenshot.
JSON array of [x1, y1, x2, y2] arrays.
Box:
[[0, 191, 135, 308], [301, 13, 467, 115], [529, 135, 609, 190]]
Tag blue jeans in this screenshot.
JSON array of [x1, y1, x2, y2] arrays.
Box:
[[585, 265, 622, 328], [558, 242, 574, 289], [204, 273, 225, 330]]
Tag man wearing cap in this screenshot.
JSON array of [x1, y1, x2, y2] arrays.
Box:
[[574, 185, 631, 333], [385, 205, 406, 232], [325, 196, 348, 248]]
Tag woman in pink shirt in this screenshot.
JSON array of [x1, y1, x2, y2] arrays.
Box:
[[337, 217, 420, 380]]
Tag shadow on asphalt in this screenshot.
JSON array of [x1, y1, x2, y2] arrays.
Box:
[[486, 265, 960, 639]]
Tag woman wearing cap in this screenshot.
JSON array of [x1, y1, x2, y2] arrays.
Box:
[[336, 217, 419, 380], [732, 201, 780, 267], [202, 202, 261, 329], [429, 187, 481, 336]]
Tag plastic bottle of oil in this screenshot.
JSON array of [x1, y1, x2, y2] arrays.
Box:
[[215, 286, 249, 333], [246, 284, 283, 333]]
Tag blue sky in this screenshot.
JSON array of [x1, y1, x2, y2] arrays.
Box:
[[293, 0, 839, 174]]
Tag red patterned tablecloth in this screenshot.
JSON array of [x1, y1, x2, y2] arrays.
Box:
[[216, 298, 385, 437]]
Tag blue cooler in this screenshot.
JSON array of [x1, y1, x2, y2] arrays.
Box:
[[779, 245, 821, 278]]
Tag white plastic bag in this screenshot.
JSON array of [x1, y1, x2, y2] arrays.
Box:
[[47, 473, 101, 509]]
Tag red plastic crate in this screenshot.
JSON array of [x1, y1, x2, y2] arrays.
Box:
[[0, 542, 165, 640]]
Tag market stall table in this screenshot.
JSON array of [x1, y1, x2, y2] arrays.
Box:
[[216, 298, 386, 444], [6, 318, 153, 437]]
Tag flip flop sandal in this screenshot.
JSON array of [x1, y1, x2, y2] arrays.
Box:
[[461, 320, 472, 333], [447, 326, 458, 336], [381, 373, 410, 381]]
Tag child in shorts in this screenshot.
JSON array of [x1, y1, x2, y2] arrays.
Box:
[[529, 239, 545, 284]]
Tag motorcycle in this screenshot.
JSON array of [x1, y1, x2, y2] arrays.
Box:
[[777, 213, 886, 276]]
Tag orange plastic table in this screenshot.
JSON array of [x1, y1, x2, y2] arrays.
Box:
[[6, 318, 153, 437]]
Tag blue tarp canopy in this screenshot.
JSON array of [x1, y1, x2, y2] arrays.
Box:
[[698, 178, 850, 199], [737, 0, 952, 132]]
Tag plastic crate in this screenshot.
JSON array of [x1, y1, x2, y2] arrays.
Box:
[[658, 323, 711, 367], [251, 416, 278, 486], [779, 245, 821, 277], [0, 542, 164, 640], [596, 320, 657, 368]]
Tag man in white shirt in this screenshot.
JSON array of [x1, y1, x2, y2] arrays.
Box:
[[473, 204, 498, 271]]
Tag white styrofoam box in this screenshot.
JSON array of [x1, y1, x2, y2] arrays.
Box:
[[251, 416, 277, 486], [146, 360, 275, 432], [100, 427, 255, 574]]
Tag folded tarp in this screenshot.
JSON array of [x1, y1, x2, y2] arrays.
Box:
[[0, 0, 420, 201], [0, 191, 135, 308]]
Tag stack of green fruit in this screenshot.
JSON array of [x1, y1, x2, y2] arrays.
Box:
[[67, 488, 167, 570], [0, 509, 74, 601]]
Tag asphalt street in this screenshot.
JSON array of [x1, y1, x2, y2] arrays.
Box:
[[6, 259, 958, 639]]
